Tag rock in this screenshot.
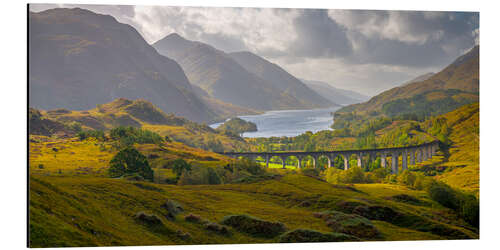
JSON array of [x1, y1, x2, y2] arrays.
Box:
[[184, 214, 202, 223], [161, 199, 184, 221], [205, 222, 230, 235], [221, 214, 287, 238], [134, 211, 163, 226], [176, 230, 191, 240], [315, 210, 381, 239]]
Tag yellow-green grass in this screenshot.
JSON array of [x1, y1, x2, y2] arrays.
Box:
[[29, 136, 232, 178], [29, 136, 113, 176], [433, 103, 479, 194], [29, 173, 477, 247], [143, 124, 249, 151]]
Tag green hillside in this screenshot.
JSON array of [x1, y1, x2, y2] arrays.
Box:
[[29, 102, 479, 247], [29, 171, 477, 247], [334, 46, 479, 127], [33, 98, 250, 152]]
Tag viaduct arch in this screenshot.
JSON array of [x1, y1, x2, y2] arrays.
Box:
[[219, 141, 439, 175]]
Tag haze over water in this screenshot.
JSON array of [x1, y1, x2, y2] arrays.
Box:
[[210, 107, 341, 138]]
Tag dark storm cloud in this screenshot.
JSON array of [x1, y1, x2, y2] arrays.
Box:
[[288, 9, 352, 58], [329, 10, 479, 67]]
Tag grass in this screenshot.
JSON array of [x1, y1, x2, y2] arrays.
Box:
[[28, 101, 480, 247], [432, 103, 479, 195], [29, 171, 478, 247]]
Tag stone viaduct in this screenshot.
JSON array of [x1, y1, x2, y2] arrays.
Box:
[[219, 141, 439, 174]]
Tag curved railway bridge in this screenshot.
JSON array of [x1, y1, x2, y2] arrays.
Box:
[[218, 141, 439, 175]]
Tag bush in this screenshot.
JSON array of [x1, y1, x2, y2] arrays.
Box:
[[108, 147, 154, 181], [459, 194, 479, 228], [177, 166, 222, 185], [279, 229, 358, 243], [77, 130, 105, 141], [171, 159, 192, 177], [221, 214, 286, 238], [428, 181, 459, 210], [301, 168, 320, 177], [110, 126, 164, 146], [397, 170, 417, 187], [325, 167, 369, 184]]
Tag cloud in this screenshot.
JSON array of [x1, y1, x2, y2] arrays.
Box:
[[132, 6, 300, 53], [29, 4, 479, 95], [288, 9, 352, 58], [327, 10, 479, 67]]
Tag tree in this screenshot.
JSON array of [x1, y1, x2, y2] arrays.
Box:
[[172, 159, 192, 177], [108, 147, 154, 181]]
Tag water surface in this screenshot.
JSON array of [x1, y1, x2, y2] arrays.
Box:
[[210, 107, 340, 138]]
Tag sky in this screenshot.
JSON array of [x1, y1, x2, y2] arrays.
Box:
[[29, 4, 479, 96]]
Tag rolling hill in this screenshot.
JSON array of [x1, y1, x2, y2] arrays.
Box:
[[152, 33, 333, 110], [31, 98, 250, 152], [29, 8, 218, 123], [302, 79, 370, 105]]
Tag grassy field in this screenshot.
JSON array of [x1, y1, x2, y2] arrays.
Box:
[[29, 172, 477, 247], [28, 101, 480, 247]]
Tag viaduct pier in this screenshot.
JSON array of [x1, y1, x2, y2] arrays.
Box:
[[219, 141, 439, 174]]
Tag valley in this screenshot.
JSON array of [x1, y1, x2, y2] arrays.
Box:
[[27, 6, 480, 248]]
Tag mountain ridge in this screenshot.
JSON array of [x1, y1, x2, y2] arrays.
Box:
[[29, 8, 218, 123], [153, 33, 336, 111], [335, 46, 479, 117], [228, 51, 337, 108]]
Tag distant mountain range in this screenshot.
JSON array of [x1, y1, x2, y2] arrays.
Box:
[[31, 7, 470, 127], [28, 8, 217, 123], [153, 33, 338, 110], [228, 51, 335, 107], [301, 79, 370, 105]]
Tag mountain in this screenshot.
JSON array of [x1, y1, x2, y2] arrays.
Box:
[[228, 51, 336, 107], [301, 79, 370, 105], [152, 33, 333, 110], [335, 46, 479, 119], [402, 72, 435, 86], [29, 8, 217, 123]]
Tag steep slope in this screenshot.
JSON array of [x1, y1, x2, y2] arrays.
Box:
[[229, 51, 336, 107], [402, 72, 435, 86], [302, 79, 370, 105], [432, 103, 479, 194], [152, 34, 321, 110], [335, 46, 479, 121], [29, 8, 217, 123]]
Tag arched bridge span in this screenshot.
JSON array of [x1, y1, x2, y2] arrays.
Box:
[[218, 141, 439, 175]]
